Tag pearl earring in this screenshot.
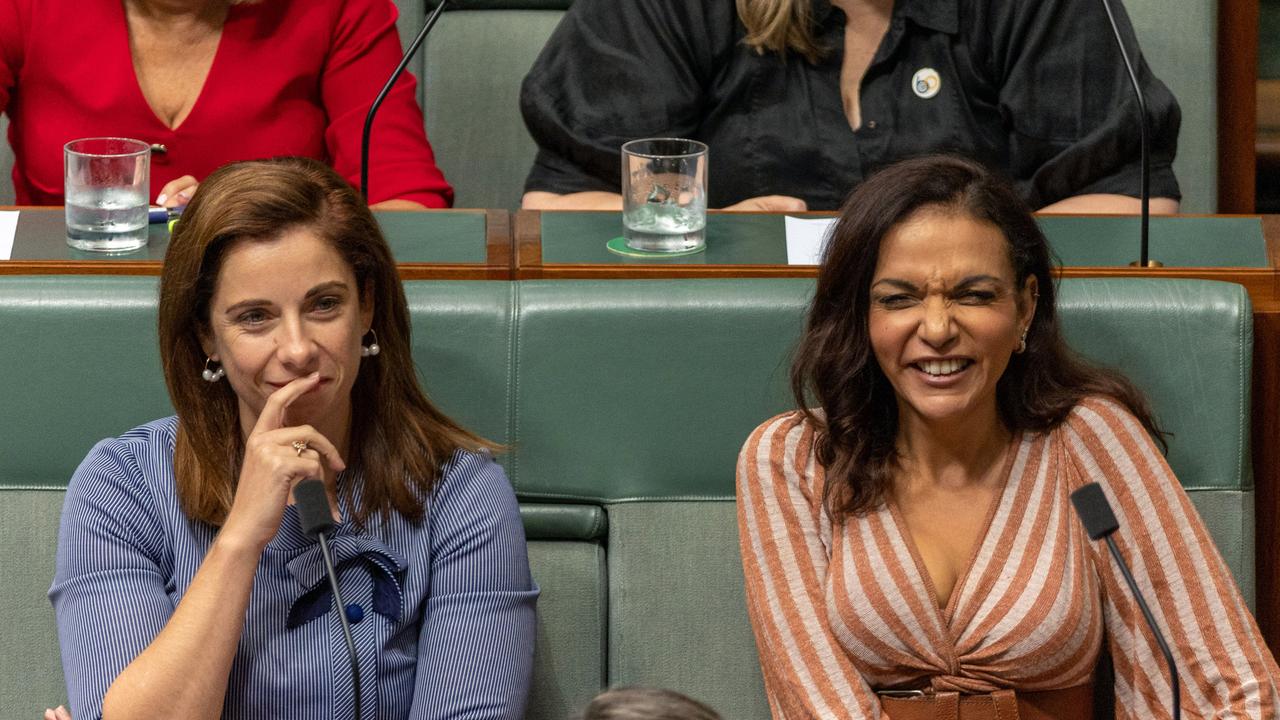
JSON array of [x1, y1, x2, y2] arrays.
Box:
[[361, 329, 381, 357], [201, 357, 225, 382], [1017, 327, 1029, 354]]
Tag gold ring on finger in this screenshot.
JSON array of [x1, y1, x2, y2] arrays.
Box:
[[292, 440, 309, 457]]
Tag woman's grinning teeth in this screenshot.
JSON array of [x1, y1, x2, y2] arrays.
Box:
[[915, 359, 973, 376]]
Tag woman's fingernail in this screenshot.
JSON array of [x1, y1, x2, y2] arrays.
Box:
[[177, 189, 192, 199], [155, 193, 168, 205]]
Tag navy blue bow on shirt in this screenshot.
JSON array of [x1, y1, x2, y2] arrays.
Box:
[[284, 533, 407, 629]]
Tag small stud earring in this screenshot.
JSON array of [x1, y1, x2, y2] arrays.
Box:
[[201, 357, 225, 382], [361, 329, 381, 357]]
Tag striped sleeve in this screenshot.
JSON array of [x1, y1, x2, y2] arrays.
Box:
[[409, 451, 539, 719], [1064, 398, 1280, 719], [48, 437, 175, 720], [737, 413, 883, 720]]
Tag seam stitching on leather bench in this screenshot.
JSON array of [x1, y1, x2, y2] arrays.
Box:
[[508, 281, 521, 486]]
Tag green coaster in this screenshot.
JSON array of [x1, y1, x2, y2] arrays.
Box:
[[605, 236, 706, 258]]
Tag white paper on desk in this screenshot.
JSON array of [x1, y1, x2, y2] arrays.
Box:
[[784, 216, 837, 265], [0, 211, 17, 261]]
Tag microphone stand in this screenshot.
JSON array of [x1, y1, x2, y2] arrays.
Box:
[[360, 0, 450, 201], [1099, 0, 1160, 267], [296, 480, 363, 720], [1071, 483, 1180, 718]]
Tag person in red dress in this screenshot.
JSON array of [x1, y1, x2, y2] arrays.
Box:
[[0, 0, 452, 209]]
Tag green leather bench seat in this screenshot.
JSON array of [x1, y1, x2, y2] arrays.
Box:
[[0, 275, 1254, 720]]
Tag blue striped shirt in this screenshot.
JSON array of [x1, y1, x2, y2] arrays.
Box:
[[50, 417, 538, 720]]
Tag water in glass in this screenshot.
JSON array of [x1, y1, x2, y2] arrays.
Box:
[[623, 197, 707, 252], [65, 187, 149, 252]]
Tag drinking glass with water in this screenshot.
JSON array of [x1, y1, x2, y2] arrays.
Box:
[[622, 139, 708, 253], [64, 138, 150, 253]]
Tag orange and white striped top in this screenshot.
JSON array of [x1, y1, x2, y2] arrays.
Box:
[[737, 397, 1280, 719]]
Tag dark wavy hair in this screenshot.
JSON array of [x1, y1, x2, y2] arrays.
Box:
[[159, 157, 488, 528], [791, 155, 1164, 519]]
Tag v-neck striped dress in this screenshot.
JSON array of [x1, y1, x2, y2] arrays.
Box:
[[737, 397, 1280, 719]]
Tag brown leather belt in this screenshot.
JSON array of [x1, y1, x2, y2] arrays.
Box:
[[877, 683, 1094, 720]]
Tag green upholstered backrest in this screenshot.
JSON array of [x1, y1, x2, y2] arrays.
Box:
[[420, 2, 568, 209], [1124, 0, 1218, 212], [508, 279, 807, 717], [0, 276, 172, 487], [403, 281, 515, 445], [0, 278, 518, 487], [507, 278, 1251, 500]]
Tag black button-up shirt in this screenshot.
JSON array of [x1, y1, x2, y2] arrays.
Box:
[[520, 0, 1181, 210]]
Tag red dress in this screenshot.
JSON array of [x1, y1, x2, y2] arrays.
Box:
[[0, 0, 453, 207]]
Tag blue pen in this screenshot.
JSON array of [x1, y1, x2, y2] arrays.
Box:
[[148, 205, 186, 224]]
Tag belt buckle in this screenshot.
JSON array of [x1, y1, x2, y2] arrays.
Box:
[[876, 689, 927, 699]]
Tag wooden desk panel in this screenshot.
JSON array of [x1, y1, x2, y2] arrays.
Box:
[[0, 207, 513, 280]]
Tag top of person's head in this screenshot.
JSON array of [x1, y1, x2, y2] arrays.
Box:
[[792, 154, 1162, 517], [581, 687, 723, 720], [157, 157, 486, 528]]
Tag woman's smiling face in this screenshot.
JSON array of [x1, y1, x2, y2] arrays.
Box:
[[868, 206, 1037, 428], [202, 226, 373, 439]]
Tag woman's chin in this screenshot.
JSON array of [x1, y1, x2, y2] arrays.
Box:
[[901, 394, 986, 427]]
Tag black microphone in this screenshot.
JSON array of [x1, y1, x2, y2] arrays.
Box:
[[1070, 482, 1180, 718], [360, 0, 450, 202], [295, 479, 363, 719], [1098, 0, 1154, 267]]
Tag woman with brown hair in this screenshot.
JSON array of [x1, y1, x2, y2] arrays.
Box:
[[49, 157, 536, 720], [520, 0, 1180, 214], [737, 155, 1278, 718]]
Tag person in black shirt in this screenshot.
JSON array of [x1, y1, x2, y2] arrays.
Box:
[[519, 0, 1181, 213]]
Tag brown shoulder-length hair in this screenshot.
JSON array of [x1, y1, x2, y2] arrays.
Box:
[[791, 155, 1165, 519], [159, 157, 489, 528], [737, 0, 823, 62]]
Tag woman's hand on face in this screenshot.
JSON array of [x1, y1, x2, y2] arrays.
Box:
[[43, 705, 71, 720], [218, 373, 347, 552], [721, 195, 808, 212], [155, 175, 199, 208]]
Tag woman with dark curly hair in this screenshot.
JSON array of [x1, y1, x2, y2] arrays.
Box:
[[737, 155, 1277, 719]]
